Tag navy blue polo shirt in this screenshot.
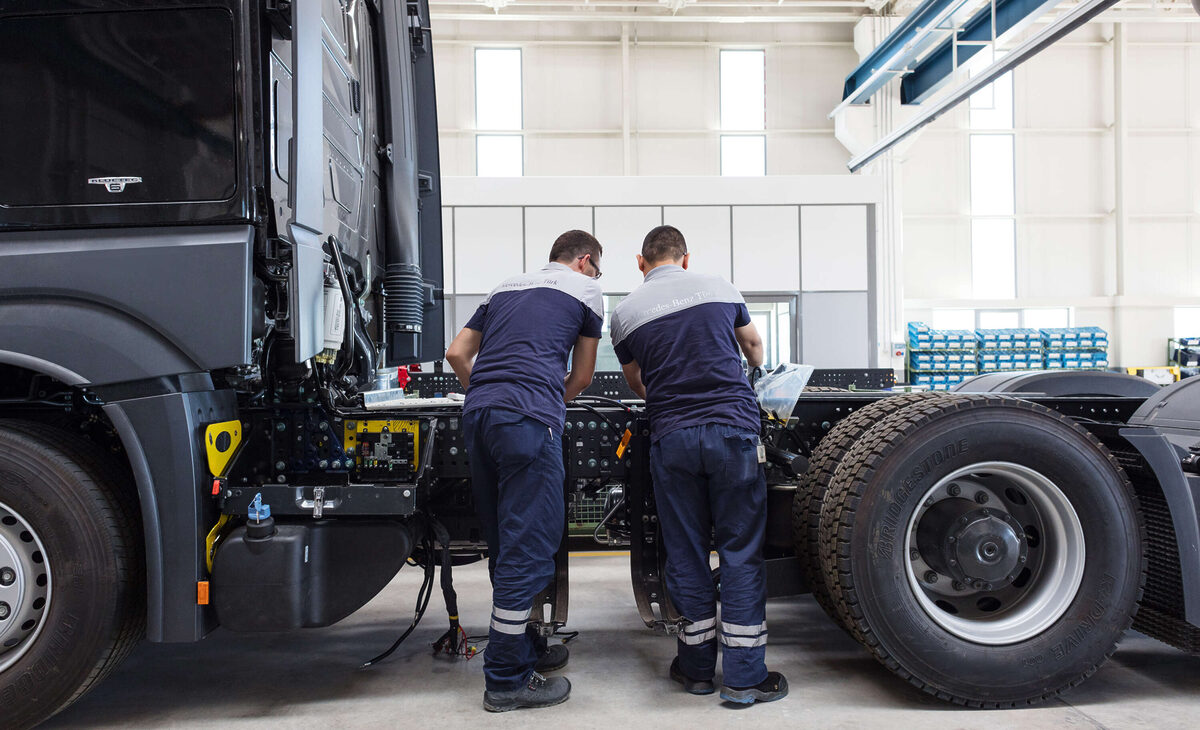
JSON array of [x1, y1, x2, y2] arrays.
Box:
[[610, 265, 759, 442], [463, 262, 604, 432]]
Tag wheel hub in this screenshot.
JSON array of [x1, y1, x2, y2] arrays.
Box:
[[918, 499, 1027, 589], [0, 501, 52, 673]]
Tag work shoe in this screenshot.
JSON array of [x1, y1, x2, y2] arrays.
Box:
[[670, 657, 715, 695], [535, 642, 569, 672], [720, 671, 789, 705], [483, 672, 571, 712]]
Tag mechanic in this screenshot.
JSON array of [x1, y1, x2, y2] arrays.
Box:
[[610, 225, 788, 705], [445, 229, 604, 712]]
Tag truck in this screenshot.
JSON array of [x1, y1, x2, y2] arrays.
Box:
[[1, 1, 1199, 727]]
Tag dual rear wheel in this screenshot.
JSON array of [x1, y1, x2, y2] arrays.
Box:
[[796, 395, 1145, 706]]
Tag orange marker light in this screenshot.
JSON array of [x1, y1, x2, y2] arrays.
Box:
[[197, 581, 210, 605]]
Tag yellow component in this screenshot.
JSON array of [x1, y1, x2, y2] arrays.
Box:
[[205, 420, 244, 478], [616, 428, 633, 459], [1126, 366, 1181, 384], [205, 513, 231, 574], [343, 419, 420, 468]]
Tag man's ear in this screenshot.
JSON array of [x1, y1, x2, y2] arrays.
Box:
[[681, 253, 690, 270], [636, 254, 646, 274]]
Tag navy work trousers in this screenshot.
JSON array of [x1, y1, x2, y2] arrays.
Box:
[[463, 407, 565, 691], [651, 424, 769, 688]]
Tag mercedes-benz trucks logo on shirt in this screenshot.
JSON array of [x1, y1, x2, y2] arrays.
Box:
[[88, 176, 143, 193]]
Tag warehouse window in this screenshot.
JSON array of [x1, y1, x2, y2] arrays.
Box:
[[1175, 306, 1200, 337], [720, 49, 765, 176], [475, 48, 522, 176], [968, 58, 1015, 299]]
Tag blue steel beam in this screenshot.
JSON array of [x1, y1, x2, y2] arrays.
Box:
[[840, 0, 960, 103], [900, 0, 1061, 105]]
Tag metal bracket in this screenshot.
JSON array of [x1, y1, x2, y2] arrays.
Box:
[[627, 417, 684, 634]]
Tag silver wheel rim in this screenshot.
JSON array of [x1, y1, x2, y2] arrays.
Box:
[[0, 501, 52, 673], [903, 461, 1084, 645]]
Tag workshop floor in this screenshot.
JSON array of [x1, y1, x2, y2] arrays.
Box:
[[46, 553, 1200, 729]]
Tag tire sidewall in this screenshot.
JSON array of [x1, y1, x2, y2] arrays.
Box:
[[851, 406, 1142, 702], [0, 437, 125, 727]]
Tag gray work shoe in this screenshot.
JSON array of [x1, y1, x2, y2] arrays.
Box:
[[483, 672, 571, 712], [720, 671, 789, 705], [535, 642, 569, 672], [670, 657, 715, 695]]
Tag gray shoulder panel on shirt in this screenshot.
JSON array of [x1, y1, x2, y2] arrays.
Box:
[[611, 271, 745, 347], [482, 267, 605, 319]]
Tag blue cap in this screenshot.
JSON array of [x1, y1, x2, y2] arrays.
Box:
[[248, 493, 271, 522]]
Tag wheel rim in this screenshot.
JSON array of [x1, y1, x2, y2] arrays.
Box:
[[0, 501, 52, 673], [903, 461, 1084, 645]]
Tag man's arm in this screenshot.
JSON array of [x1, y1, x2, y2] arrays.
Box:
[[735, 322, 765, 369], [445, 328, 483, 390], [563, 336, 599, 402], [620, 360, 647, 400]]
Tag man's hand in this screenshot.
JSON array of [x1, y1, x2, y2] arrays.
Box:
[[564, 336, 600, 402], [445, 328, 483, 390], [735, 322, 765, 369], [620, 360, 647, 400]]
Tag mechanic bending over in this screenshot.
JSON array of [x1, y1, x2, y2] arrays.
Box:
[[445, 230, 604, 713], [610, 225, 788, 705]]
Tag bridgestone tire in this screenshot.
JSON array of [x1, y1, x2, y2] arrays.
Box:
[[0, 421, 145, 730], [818, 396, 1145, 707], [792, 392, 941, 633]]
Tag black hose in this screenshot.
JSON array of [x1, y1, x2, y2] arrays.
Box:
[[571, 394, 634, 411], [567, 400, 626, 435], [362, 536, 437, 668], [326, 238, 358, 382]]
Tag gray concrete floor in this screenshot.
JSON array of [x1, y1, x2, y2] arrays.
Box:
[[45, 553, 1200, 729]]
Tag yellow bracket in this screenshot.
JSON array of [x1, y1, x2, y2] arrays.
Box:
[[343, 419, 420, 466], [205, 513, 231, 574], [205, 420, 244, 478]]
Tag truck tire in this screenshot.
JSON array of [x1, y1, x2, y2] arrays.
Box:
[[817, 396, 1145, 706], [0, 421, 145, 729], [792, 392, 941, 632]]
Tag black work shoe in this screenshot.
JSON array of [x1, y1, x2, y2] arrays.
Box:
[[670, 657, 715, 695], [483, 672, 571, 712], [720, 671, 789, 705], [535, 642, 569, 673]]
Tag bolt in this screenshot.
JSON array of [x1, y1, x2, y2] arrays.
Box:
[[0, 568, 14, 586], [276, 474, 287, 483], [982, 582, 993, 591], [347, 421, 357, 429], [981, 508, 991, 517], [1019, 555, 1027, 563], [319, 422, 329, 431], [975, 491, 989, 504], [948, 536, 956, 543], [973, 580, 986, 590], [318, 460, 329, 469], [909, 548, 920, 561], [948, 558, 957, 566], [924, 571, 939, 584], [276, 421, 287, 432], [0, 602, 9, 620], [952, 581, 965, 591], [275, 460, 286, 470], [947, 483, 961, 496]]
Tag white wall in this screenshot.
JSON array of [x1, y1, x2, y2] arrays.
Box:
[[430, 16, 1200, 369], [440, 176, 881, 367], [900, 21, 1200, 368]]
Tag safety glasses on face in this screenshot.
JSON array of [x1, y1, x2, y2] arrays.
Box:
[[577, 254, 602, 280]]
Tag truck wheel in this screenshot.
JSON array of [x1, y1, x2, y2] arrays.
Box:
[[818, 396, 1145, 706], [0, 421, 144, 729], [792, 392, 942, 633]]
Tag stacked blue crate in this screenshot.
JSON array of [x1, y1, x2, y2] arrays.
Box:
[[976, 328, 1045, 373], [907, 322, 979, 390], [1042, 326, 1109, 370]]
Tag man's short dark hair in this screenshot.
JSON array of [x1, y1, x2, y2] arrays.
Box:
[[549, 229, 603, 265], [641, 225, 687, 264]]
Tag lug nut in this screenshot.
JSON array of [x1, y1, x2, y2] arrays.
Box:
[[924, 571, 939, 584], [975, 491, 989, 504], [909, 549, 920, 561], [0, 602, 9, 620], [947, 483, 961, 496], [0, 568, 14, 586]]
